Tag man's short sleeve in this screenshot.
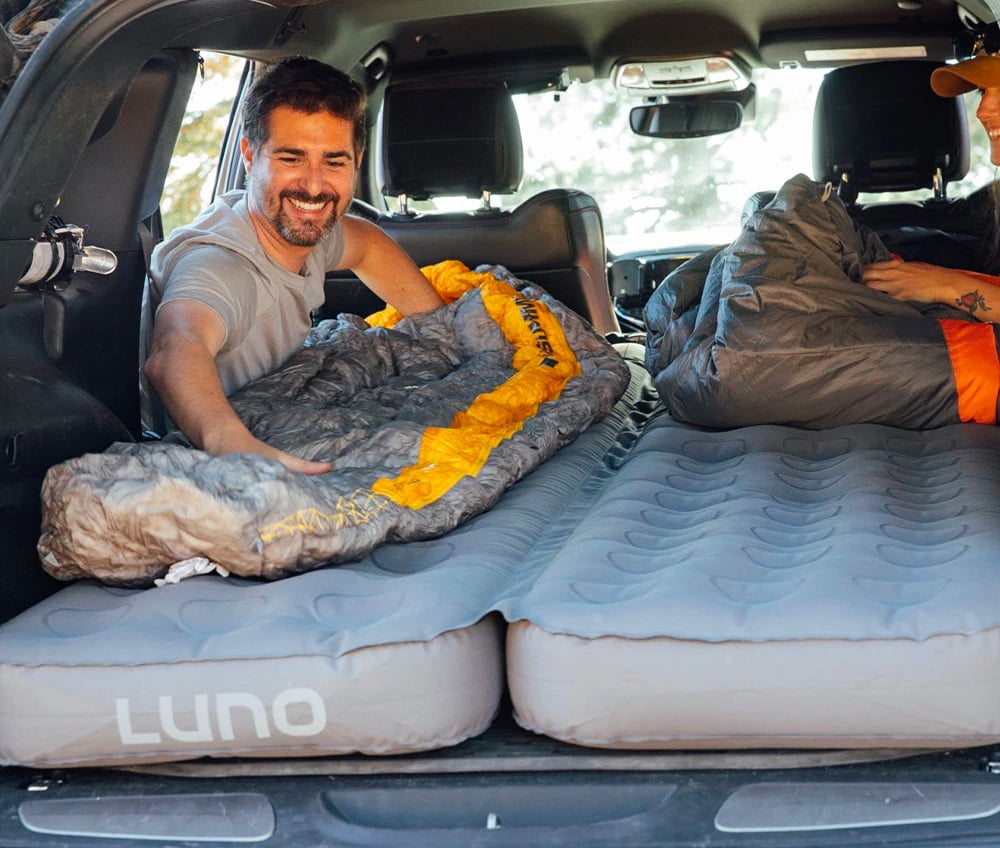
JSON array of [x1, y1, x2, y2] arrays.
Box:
[[154, 246, 256, 353]]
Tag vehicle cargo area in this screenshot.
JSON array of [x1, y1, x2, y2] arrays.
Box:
[[4, 0, 1000, 846]]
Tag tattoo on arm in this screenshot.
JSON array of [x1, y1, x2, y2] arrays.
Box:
[[956, 290, 991, 316]]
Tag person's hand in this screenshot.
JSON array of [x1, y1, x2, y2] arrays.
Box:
[[147, 301, 332, 475], [203, 426, 332, 475], [862, 258, 977, 306]]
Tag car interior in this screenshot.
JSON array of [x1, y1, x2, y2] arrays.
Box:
[[3, 0, 1000, 846]]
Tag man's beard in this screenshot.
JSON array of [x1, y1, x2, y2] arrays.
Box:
[[271, 189, 340, 247]]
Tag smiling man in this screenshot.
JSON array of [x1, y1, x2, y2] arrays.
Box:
[[146, 58, 443, 474]]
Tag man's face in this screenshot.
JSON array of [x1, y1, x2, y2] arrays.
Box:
[[241, 105, 359, 248]]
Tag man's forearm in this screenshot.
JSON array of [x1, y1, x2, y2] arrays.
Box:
[[145, 321, 332, 474], [144, 335, 252, 452]]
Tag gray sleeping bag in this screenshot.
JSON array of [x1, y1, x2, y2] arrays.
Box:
[[38, 264, 630, 586], [643, 173, 1000, 429]]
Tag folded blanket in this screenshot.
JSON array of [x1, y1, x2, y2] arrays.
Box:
[[643, 174, 1000, 429], [38, 262, 630, 586]]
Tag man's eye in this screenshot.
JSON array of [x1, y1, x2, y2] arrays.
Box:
[[278, 157, 301, 166]]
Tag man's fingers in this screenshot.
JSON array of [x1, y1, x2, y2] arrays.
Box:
[[279, 454, 332, 475], [204, 429, 332, 475]]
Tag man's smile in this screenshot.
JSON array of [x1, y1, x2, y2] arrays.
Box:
[[284, 193, 334, 215], [289, 197, 326, 212]]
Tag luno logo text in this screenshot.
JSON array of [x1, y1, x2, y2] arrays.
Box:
[[116, 687, 326, 745]]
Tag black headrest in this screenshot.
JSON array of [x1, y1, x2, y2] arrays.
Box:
[[380, 80, 523, 200], [812, 60, 969, 200]]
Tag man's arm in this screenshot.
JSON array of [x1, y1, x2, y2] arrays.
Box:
[[144, 300, 331, 475], [338, 216, 445, 313], [863, 258, 998, 321]]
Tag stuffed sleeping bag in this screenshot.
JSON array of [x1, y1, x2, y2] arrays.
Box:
[[643, 173, 1000, 429], [38, 261, 630, 586]]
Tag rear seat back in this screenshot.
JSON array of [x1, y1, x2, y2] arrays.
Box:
[[322, 80, 619, 334]]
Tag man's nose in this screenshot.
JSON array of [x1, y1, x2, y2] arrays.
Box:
[[297, 160, 327, 194]]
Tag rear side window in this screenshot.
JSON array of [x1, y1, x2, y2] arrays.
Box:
[[160, 52, 244, 237]]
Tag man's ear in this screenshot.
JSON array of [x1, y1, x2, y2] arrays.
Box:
[[354, 149, 365, 184], [240, 137, 254, 172]]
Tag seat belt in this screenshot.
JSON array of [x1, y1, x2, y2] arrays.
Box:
[[137, 215, 167, 439]]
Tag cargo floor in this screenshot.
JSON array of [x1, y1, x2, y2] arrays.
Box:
[[3, 724, 1000, 848]]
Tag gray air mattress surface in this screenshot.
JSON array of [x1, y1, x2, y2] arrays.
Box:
[[5, 360, 1000, 764]]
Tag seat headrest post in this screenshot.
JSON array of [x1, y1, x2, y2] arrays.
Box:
[[837, 172, 857, 206], [933, 167, 946, 201]]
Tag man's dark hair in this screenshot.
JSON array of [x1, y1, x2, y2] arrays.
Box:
[[242, 57, 367, 158]]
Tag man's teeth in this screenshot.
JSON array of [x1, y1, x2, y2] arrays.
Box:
[[990, 128, 1000, 140], [289, 198, 325, 211]]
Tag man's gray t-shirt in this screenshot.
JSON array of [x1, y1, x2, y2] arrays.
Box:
[[149, 190, 345, 396]]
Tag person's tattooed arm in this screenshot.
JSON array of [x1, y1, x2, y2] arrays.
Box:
[[955, 288, 993, 318], [864, 258, 1000, 323]]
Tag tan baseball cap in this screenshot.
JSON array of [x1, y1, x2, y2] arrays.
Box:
[[930, 54, 1000, 96]]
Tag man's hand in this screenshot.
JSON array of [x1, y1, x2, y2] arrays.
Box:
[[145, 300, 331, 475], [202, 423, 332, 475]]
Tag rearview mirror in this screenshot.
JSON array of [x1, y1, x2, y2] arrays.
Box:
[[629, 100, 743, 138]]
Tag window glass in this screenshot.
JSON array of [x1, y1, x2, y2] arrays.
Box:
[[160, 53, 244, 237], [514, 70, 825, 252], [389, 69, 996, 255]]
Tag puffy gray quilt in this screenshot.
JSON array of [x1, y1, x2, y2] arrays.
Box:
[[38, 264, 630, 586], [644, 173, 1000, 429]]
